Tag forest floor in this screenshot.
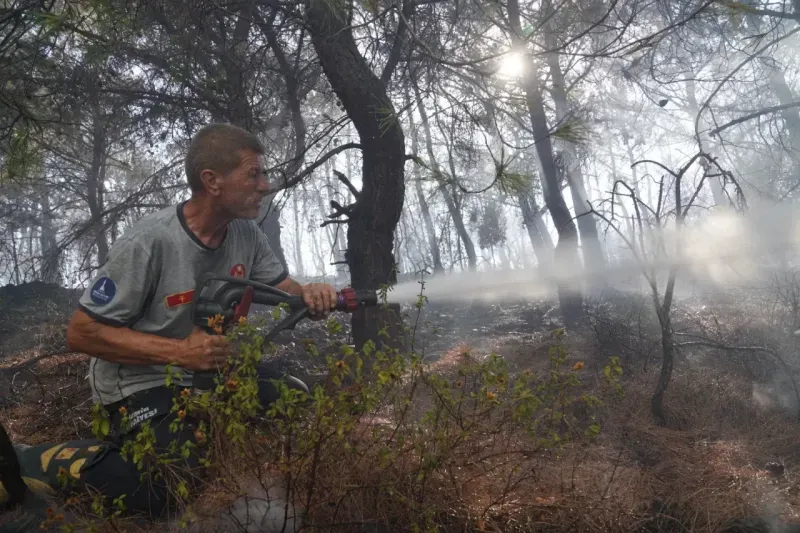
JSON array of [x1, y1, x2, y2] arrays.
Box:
[[2, 280, 800, 532]]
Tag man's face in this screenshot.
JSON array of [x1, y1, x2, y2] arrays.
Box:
[[218, 149, 270, 219]]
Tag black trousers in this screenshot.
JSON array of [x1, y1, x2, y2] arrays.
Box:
[[77, 363, 308, 518]]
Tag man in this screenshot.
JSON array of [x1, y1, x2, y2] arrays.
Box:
[[64, 123, 337, 518]]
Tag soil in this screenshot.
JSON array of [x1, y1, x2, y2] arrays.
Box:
[[4, 281, 800, 532], [0, 282, 564, 444]]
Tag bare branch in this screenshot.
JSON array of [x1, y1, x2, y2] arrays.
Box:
[[709, 101, 800, 136]]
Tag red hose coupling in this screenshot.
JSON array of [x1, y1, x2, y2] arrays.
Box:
[[338, 287, 358, 312]]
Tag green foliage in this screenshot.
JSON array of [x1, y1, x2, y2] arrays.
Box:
[[496, 169, 533, 196], [1, 122, 43, 184], [73, 296, 624, 531], [90, 403, 110, 440], [478, 200, 507, 250], [375, 106, 399, 136], [552, 116, 592, 144]]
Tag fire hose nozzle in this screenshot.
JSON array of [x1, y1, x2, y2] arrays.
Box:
[[336, 287, 378, 312]]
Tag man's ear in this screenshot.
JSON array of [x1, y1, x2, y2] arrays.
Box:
[[199, 169, 222, 196]]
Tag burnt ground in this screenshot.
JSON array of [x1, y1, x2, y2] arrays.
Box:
[[246, 294, 567, 387], [0, 282, 566, 443], [6, 281, 800, 532]]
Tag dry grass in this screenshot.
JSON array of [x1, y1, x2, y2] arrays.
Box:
[[0, 352, 92, 444], [6, 327, 800, 532]]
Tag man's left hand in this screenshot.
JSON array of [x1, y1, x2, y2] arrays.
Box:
[[301, 283, 338, 319]]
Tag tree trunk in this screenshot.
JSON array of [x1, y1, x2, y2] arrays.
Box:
[[509, 129, 555, 268], [414, 86, 477, 270], [87, 100, 109, 266], [651, 308, 674, 426], [409, 110, 444, 274], [544, 36, 606, 270], [306, 0, 406, 350], [39, 193, 61, 285], [507, 0, 583, 327], [519, 191, 554, 268], [292, 191, 304, 277], [10, 228, 20, 284]]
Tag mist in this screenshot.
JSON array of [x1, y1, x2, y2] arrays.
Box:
[[386, 200, 800, 307], [4, 0, 800, 531]]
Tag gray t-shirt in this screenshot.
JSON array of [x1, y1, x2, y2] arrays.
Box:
[[78, 202, 287, 405]]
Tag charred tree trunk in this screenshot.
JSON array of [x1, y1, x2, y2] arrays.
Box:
[[306, 0, 406, 350], [409, 110, 444, 274], [507, 0, 583, 327], [544, 36, 606, 270], [519, 191, 554, 268], [414, 86, 477, 270], [39, 193, 61, 285], [651, 307, 675, 426], [87, 100, 109, 266]]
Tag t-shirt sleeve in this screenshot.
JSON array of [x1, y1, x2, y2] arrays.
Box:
[[78, 237, 156, 327], [250, 227, 288, 287]]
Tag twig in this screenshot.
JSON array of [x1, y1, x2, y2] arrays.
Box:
[[709, 101, 800, 136], [675, 337, 800, 420]]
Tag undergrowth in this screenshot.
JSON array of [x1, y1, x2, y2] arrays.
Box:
[[42, 291, 623, 533]]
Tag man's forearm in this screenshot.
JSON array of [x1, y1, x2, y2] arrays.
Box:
[[275, 276, 304, 296], [67, 309, 186, 367]]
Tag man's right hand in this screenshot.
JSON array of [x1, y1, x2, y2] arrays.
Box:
[[67, 309, 233, 371], [179, 327, 231, 371]]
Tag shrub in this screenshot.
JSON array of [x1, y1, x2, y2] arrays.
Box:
[[61, 295, 623, 532]]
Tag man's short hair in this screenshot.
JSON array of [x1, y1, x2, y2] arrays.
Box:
[[185, 123, 266, 192]]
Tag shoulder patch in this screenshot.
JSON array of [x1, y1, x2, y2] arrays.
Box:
[[230, 264, 246, 278], [165, 289, 195, 308], [90, 277, 116, 305]]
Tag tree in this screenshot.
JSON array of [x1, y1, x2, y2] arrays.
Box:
[[505, 0, 584, 327], [305, 0, 407, 349]]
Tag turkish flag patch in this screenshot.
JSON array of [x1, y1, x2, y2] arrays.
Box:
[[165, 289, 195, 308], [230, 263, 246, 278]]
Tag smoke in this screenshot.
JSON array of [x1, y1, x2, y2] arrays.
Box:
[[387, 201, 800, 306]]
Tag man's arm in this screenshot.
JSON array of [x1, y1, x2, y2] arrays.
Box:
[[67, 310, 229, 371], [67, 236, 228, 371], [275, 276, 338, 316], [251, 224, 337, 315], [275, 276, 303, 296], [68, 309, 185, 366]]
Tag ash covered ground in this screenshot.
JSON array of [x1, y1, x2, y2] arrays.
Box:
[[6, 281, 800, 532], [0, 281, 568, 439]]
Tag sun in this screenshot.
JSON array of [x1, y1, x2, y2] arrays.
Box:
[[498, 51, 526, 79]]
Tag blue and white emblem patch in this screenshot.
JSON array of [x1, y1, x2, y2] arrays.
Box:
[[90, 277, 116, 305]]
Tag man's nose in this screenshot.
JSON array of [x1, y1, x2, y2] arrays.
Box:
[[256, 175, 271, 193]]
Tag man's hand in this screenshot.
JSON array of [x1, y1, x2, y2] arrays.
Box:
[[178, 327, 232, 371], [301, 283, 338, 318]]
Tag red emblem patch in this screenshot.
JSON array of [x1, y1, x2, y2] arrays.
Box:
[[230, 264, 246, 278], [165, 289, 195, 308]]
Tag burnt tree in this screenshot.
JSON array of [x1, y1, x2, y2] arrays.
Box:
[[507, 0, 584, 327], [305, 0, 407, 350]]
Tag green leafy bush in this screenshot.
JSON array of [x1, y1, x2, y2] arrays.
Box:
[[64, 294, 623, 532]]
